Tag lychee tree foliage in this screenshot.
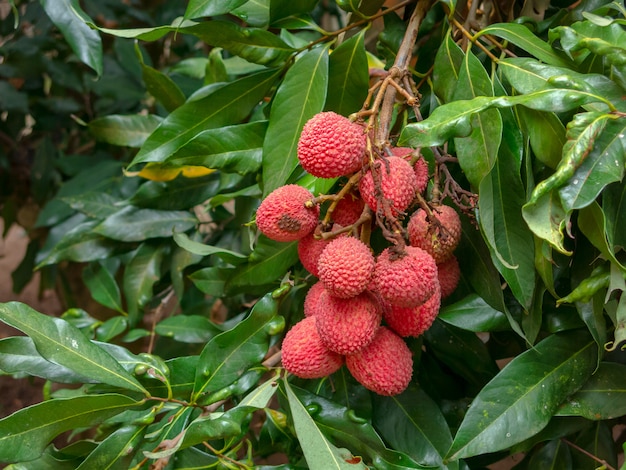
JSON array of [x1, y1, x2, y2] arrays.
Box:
[[1, 0, 626, 468]]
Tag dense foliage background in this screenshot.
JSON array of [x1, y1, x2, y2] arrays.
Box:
[[0, 0, 625, 468]]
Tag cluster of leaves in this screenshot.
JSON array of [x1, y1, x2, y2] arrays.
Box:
[[0, 0, 626, 468]]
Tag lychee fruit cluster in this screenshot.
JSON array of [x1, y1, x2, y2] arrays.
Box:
[[255, 111, 463, 396]]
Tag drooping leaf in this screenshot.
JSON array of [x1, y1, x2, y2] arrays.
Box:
[[88, 115, 163, 148], [522, 191, 570, 255], [0, 302, 147, 394], [517, 107, 565, 170], [446, 330, 597, 460], [578, 203, 626, 271], [0, 394, 141, 463], [82, 262, 124, 314], [140, 62, 186, 113], [438, 294, 509, 332], [172, 231, 247, 264], [262, 45, 329, 196], [432, 32, 464, 104], [123, 242, 166, 323]]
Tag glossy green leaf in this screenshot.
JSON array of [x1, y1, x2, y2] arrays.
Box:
[[517, 107, 565, 169], [232, 0, 269, 27], [0, 302, 147, 394], [262, 46, 329, 196], [578, 203, 626, 271], [88, 115, 163, 148], [283, 380, 368, 470], [123, 242, 165, 323], [603, 181, 626, 253], [526, 439, 572, 469], [188, 266, 231, 296], [446, 330, 597, 460], [571, 421, 618, 470], [96, 316, 128, 342], [61, 192, 122, 219], [439, 294, 509, 332], [432, 33, 463, 103], [550, 21, 626, 68], [192, 294, 282, 403], [130, 69, 279, 168], [372, 385, 453, 468], [83, 262, 124, 314], [475, 23, 573, 68], [128, 174, 218, 211], [173, 231, 247, 264], [93, 206, 197, 242], [269, 0, 319, 24], [75, 424, 146, 470], [0, 394, 140, 463], [184, 0, 248, 19], [326, 30, 368, 116], [140, 63, 186, 113], [522, 191, 570, 255], [164, 121, 267, 175], [170, 240, 203, 300], [40, 0, 103, 76], [155, 315, 222, 343]]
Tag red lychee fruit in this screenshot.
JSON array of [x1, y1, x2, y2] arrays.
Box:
[[315, 290, 381, 355], [303, 281, 326, 317], [297, 112, 366, 178], [282, 316, 344, 379], [407, 205, 461, 263], [371, 246, 438, 308], [298, 231, 329, 277], [256, 185, 319, 242], [382, 285, 441, 337], [358, 156, 418, 216], [391, 147, 429, 194], [331, 193, 365, 226], [438, 255, 461, 299], [346, 327, 413, 396], [317, 237, 374, 298]]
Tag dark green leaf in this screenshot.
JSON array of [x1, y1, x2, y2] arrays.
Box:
[[603, 181, 626, 253], [61, 192, 122, 219], [155, 315, 222, 343], [83, 262, 124, 314], [123, 242, 166, 323], [262, 46, 329, 196], [0, 394, 140, 463], [526, 439, 572, 469], [446, 330, 597, 460], [173, 231, 247, 264], [128, 174, 219, 211], [188, 266, 231, 296], [432, 33, 463, 104], [96, 316, 128, 342], [185, 0, 253, 20], [139, 58, 186, 112], [439, 294, 509, 332], [517, 107, 565, 170], [0, 302, 147, 394], [578, 203, 626, 271], [88, 115, 163, 148], [75, 424, 146, 470]]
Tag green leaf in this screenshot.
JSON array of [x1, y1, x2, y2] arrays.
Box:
[[578, 203, 626, 271], [326, 30, 369, 116], [603, 181, 626, 253], [96, 316, 129, 342], [130, 69, 279, 168], [83, 262, 124, 314], [173, 231, 247, 264], [61, 192, 122, 219], [155, 315, 222, 343], [123, 242, 165, 323], [188, 266, 231, 296], [522, 191, 570, 255], [262, 46, 329, 196], [517, 107, 565, 170], [137, 45, 186, 112], [88, 115, 163, 148], [40, 0, 103, 76], [446, 330, 597, 460], [184, 0, 253, 20], [439, 294, 509, 332], [192, 294, 283, 403], [164, 121, 268, 175], [0, 302, 147, 394], [283, 379, 368, 470], [94, 206, 197, 242], [128, 174, 219, 211], [75, 424, 146, 470], [526, 439, 572, 469], [475, 23, 574, 68], [432, 33, 464, 103]]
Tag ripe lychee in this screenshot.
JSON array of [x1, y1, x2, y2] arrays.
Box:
[[297, 112, 366, 178], [382, 286, 441, 337], [346, 327, 413, 396], [298, 231, 329, 277], [331, 193, 365, 226], [256, 185, 319, 242], [281, 316, 344, 379], [407, 205, 461, 263], [303, 281, 326, 317], [315, 290, 381, 355], [358, 156, 418, 216], [317, 237, 374, 298], [391, 147, 429, 194], [371, 246, 438, 308], [438, 255, 461, 299]]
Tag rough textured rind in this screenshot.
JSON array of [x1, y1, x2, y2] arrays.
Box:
[[371, 246, 438, 308], [438, 255, 461, 299], [407, 205, 461, 263], [391, 147, 428, 194], [383, 285, 441, 337], [297, 112, 366, 178], [318, 237, 375, 298], [346, 327, 413, 396], [358, 156, 418, 216], [332, 194, 365, 226], [282, 316, 344, 379], [315, 290, 381, 355], [256, 185, 319, 242], [303, 281, 326, 317], [298, 231, 330, 277]]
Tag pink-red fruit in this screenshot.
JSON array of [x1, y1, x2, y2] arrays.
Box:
[[438, 255, 461, 299], [297, 112, 366, 178], [332, 194, 365, 226], [371, 246, 438, 308], [358, 156, 418, 216], [256, 185, 319, 242], [391, 147, 429, 194], [303, 282, 326, 317], [346, 327, 413, 396], [317, 237, 375, 298], [383, 286, 441, 337], [315, 290, 381, 355], [298, 231, 330, 277], [282, 316, 344, 379], [407, 205, 461, 263]]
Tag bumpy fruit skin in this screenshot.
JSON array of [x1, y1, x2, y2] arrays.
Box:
[[438, 255, 461, 299], [318, 237, 375, 298], [303, 281, 326, 317], [382, 285, 441, 337], [407, 205, 461, 263], [298, 231, 329, 277], [282, 316, 344, 379], [371, 246, 438, 308], [332, 193, 365, 226], [346, 327, 413, 396], [390, 147, 428, 194], [358, 156, 417, 216], [297, 112, 366, 178], [315, 290, 381, 355], [256, 185, 319, 242]]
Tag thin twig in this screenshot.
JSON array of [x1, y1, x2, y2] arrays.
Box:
[[561, 438, 616, 470]]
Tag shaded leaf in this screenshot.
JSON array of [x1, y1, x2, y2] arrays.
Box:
[[83, 262, 124, 314], [517, 107, 565, 170], [184, 0, 249, 19], [75, 424, 146, 470], [188, 266, 231, 296], [155, 315, 222, 343], [123, 242, 165, 323], [439, 294, 509, 332], [88, 115, 163, 148], [128, 174, 219, 210], [173, 231, 247, 264], [61, 192, 122, 219]]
